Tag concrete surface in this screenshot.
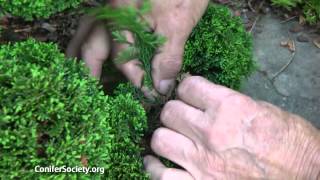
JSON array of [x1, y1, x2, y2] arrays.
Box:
[[240, 14, 320, 128]]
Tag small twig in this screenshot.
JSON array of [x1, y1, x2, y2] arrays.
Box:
[[249, 15, 260, 34], [271, 51, 296, 81], [280, 16, 297, 24], [248, 0, 255, 12], [13, 27, 32, 33], [258, 0, 265, 11], [256, 70, 289, 97], [271, 79, 290, 97]]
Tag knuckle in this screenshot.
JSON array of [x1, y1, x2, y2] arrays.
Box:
[[178, 76, 203, 94], [162, 55, 183, 68], [166, 61, 182, 75], [153, 53, 183, 77], [222, 93, 252, 108], [182, 76, 205, 86]]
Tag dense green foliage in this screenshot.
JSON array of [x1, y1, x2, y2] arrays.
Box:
[[91, 0, 165, 89], [271, 0, 320, 24], [302, 0, 320, 24], [0, 39, 148, 179], [271, 0, 302, 9], [0, 0, 84, 20], [114, 83, 147, 101], [183, 4, 255, 90]]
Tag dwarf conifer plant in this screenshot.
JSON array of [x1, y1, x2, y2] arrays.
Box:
[[0, 39, 148, 179], [183, 4, 255, 90], [92, 2, 255, 92], [91, 1, 165, 90], [0, 0, 84, 20], [271, 0, 320, 24]]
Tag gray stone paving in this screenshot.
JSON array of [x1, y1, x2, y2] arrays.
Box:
[[241, 14, 320, 128]]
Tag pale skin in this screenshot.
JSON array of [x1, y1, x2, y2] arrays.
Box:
[[145, 76, 320, 179], [67, 1, 320, 179], [67, 0, 209, 94]]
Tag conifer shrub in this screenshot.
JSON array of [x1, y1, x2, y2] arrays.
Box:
[[271, 0, 302, 9], [91, 2, 165, 89], [92, 2, 255, 91], [183, 4, 255, 90], [0, 39, 148, 179], [302, 0, 320, 24], [0, 0, 84, 20], [271, 0, 320, 24]]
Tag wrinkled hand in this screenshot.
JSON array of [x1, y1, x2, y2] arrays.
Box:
[[67, 0, 208, 95], [116, 0, 209, 95], [144, 76, 320, 179]]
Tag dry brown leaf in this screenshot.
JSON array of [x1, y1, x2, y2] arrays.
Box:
[[280, 39, 295, 52], [280, 40, 288, 46], [299, 15, 306, 25], [287, 40, 295, 52], [313, 38, 320, 49]]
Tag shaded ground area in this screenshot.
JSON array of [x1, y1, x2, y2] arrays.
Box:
[[241, 14, 320, 128]]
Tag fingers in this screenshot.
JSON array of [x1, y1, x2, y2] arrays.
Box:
[[116, 59, 144, 87], [81, 23, 111, 79], [66, 15, 97, 58], [177, 76, 235, 111], [151, 128, 198, 173], [113, 31, 145, 87], [160, 100, 207, 143], [149, 0, 209, 95], [151, 43, 183, 95], [144, 155, 194, 180]]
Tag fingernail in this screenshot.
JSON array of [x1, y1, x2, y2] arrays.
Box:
[[158, 79, 175, 95]]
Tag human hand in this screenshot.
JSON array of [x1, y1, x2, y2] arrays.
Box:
[[66, 16, 111, 79], [67, 0, 209, 95], [144, 76, 320, 179], [122, 0, 209, 95]]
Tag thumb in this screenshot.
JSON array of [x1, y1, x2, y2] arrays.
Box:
[[152, 40, 184, 95]]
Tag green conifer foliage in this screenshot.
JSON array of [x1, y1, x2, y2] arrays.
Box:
[[183, 4, 255, 90], [0, 0, 84, 20], [0, 39, 148, 179]]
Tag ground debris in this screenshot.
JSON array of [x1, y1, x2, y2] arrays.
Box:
[[297, 34, 309, 43], [313, 37, 320, 49], [41, 22, 57, 33], [280, 39, 296, 52], [289, 24, 304, 33]]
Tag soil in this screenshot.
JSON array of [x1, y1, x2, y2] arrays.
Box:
[[0, 8, 82, 50]]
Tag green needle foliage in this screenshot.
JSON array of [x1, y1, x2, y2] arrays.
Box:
[[0, 0, 84, 20], [92, 2, 257, 92], [0, 39, 148, 179], [183, 4, 255, 90], [271, 0, 320, 24], [303, 0, 320, 24], [271, 0, 302, 9], [90, 0, 165, 89]]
